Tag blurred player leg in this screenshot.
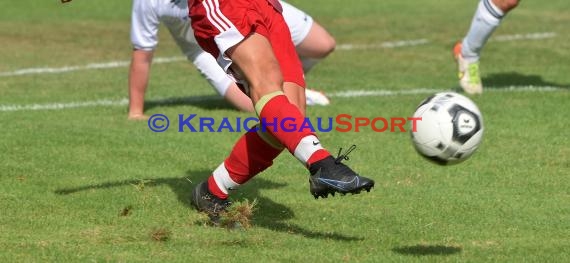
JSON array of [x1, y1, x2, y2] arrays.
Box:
[[455, 0, 520, 94], [294, 21, 333, 106]]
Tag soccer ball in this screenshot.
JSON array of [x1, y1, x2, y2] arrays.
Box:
[[410, 92, 484, 165]]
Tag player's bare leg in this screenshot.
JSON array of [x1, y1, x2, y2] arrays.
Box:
[[227, 34, 283, 105], [296, 21, 336, 73], [492, 0, 519, 13], [296, 21, 334, 106], [128, 49, 154, 120]]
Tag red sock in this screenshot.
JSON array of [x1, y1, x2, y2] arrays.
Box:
[[257, 93, 330, 166], [225, 129, 283, 184], [207, 129, 283, 199]]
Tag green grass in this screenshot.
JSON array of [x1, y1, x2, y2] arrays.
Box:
[[1, 0, 569, 262]]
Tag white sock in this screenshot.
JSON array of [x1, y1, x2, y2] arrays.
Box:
[[461, 0, 504, 63], [211, 162, 239, 194], [293, 135, 324, 164], [301, 57, 321, 73]]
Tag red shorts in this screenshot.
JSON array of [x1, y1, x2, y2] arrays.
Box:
[[189, 0, 305, 88]]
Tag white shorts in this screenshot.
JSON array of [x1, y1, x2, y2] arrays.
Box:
[[281, 1, 314, 46]]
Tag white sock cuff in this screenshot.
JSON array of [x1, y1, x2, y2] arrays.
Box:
[[293, 135, 324, 164], [481, 0, 504, 23], [212, 162, 240, 194]]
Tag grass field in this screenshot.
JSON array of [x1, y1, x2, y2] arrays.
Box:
[[1, 0, 569, 262]]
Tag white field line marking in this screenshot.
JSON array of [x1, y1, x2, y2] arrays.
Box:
[[330, 88, 440, 98], [491, 32, 557, 42], [0, 95, 218, 112], [0, 39, 426, 78], [0, 32, 556, 78], [0, 86, 565, 112], [0, 98, 129, 112], [329, 86, 566, 98], [336, 39, 430, 50], [0, 56, 186, 77]]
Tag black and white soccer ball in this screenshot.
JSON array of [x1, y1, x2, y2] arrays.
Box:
[[411, 92, 484, 165]]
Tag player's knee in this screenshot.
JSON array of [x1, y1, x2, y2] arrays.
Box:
[[323, 36, 336, 58], [249, 71, 283, 95], [504, 0, 519, 10], [314, 36, 336, 59], [494, 0, 519, 12]]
